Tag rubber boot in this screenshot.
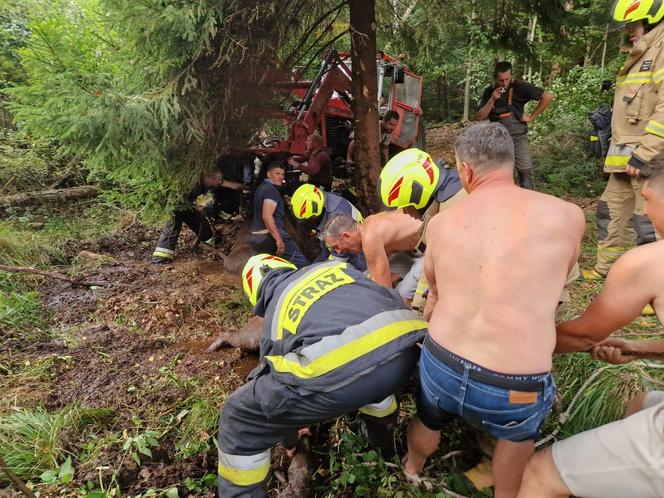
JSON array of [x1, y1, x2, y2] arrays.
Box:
[[358, 412, 398, 459]]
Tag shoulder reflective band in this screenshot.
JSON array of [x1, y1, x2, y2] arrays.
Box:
[[351, 205, 364, 223], [266, 310, 427, 379], [272, 262, 354, 340], [359, 395, 398, 418], [218, 449, 270, 486]]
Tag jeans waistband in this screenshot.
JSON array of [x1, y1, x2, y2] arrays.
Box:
[[423, 335, 549, 392]]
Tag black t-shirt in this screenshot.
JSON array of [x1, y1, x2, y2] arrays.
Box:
[[183, 183, 240, 218], [251, 180, 286, 233], [480, 80, 545, 121]]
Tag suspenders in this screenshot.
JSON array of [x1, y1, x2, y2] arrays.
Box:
[[498, 86, 514, 119]]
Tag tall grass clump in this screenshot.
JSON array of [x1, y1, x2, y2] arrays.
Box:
[[0, 406, 83, 480], [0, 222, 61, 266], [174, 399, 219, 460], [551, 352, 664, 438], [0, 274, 50, 345]]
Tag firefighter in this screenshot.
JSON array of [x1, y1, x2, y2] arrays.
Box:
[[217, 254, 427, 498], [290, 183, 367, 270], [477, 61, 554, 190], [377, 149, 467, 308], [583, 0, 663, 285], [151, 169, 243, 264]]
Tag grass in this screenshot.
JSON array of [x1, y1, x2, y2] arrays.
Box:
[[173, 399, 219, 460], [0, 406, 84, 480], [0, 274, 51, 347]]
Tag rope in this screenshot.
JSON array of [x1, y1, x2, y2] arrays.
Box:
[[535, 365, 610, 448]]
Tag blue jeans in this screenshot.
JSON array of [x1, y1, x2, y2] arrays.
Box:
[[417, 337, 555, 442], [250, 233, 310, 268]]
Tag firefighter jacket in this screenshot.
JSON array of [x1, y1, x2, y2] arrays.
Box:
[[606, 21, 664, 172], [249, 261, 427, 392], [417, 163, 466, 250]]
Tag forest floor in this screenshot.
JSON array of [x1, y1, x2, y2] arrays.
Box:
[[1, 125, 663, 498]]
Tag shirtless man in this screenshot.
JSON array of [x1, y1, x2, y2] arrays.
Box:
[[517, 154, 664, 498], [403, 122, 585, 498], [321, 210, 421, 289]]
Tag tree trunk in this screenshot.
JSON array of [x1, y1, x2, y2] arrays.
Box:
[[601, 24, 609, 69], [0, 186, 99, 207], [462, 62, 471, 122], [349, 0, 381, 214], [526, 15, 538, 81]]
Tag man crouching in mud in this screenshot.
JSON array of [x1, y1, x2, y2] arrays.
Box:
[[402, 122, 585, 497], [217, 254, 427, 497]]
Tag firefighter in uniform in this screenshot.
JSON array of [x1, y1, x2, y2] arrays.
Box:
[[583, 0, 664, 283], [290, 183, 367, 270], [378, 149, 467, 309], [151, 169, 243, 264], [217, 254, 427, 497]]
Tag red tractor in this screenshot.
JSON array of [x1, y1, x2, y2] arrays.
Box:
[[248, 50, 425, 167]]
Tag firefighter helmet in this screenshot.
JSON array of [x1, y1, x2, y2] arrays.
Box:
[[242, 254, 296, 306], [611, 0, 664, 26], [379, 148, 440, 209], [291, 184, 325, 219]]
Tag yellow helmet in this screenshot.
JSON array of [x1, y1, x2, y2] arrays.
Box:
[[379, 148, 440, 209], [611, 0, 664, 26], [242, 254, 296, 306], [291, 184, 325, 219]]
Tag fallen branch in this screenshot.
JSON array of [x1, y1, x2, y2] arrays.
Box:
[[0, 265, 111, 287], [0, 455, 36, 498], [0, 186, 99, 207]]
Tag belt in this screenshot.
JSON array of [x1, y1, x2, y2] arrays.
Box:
[[423, 335, 547, 392], [499, 112, 513, 119]]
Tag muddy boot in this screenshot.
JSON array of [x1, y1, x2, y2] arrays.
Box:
[[358, 412, 398, 459]]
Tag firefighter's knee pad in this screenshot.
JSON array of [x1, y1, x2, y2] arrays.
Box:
[[634, 214, 657, 245]]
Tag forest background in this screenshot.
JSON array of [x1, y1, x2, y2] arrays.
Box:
[[2, 1, 661, 498], [0, 0, 620, 211]]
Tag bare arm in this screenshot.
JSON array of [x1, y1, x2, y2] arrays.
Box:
[[556, 252, 653, 352], [476, 87, 502, 121], [592, 337, 664, 364], [422, 246, 437, 321], [523, 91, 554, 122], [288, 150, 311, 168], [363, 233, 392, 289], [422, 219, 439, 321], [262, 201, 285, 255], [297, 158, 322, 176], [221, 179, 243, 190]]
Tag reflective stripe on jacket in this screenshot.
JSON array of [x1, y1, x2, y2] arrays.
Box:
[[257, 261, 426, 392], [606, 21, 664, 172]]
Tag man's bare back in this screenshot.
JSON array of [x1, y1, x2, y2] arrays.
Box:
[[425, 182, 584, 374], [358, 210, 421, 289], [359, 210, 422, 255]]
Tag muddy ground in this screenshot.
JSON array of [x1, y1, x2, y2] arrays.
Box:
[[0, 126, 514, 497]]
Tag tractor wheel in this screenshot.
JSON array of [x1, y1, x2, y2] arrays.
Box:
[[414, 119, 426, 150]]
